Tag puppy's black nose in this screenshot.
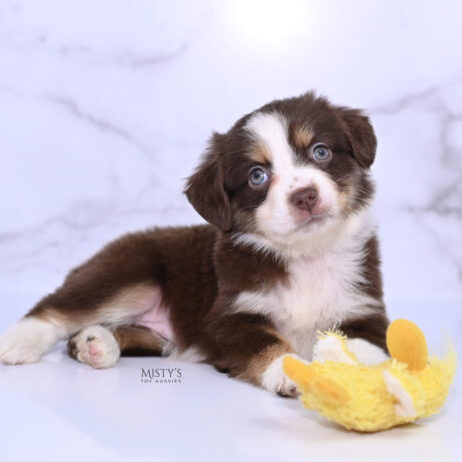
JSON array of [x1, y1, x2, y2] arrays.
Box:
[[290, 187, 318, 212]]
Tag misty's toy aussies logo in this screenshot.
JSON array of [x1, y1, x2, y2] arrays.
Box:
[[140, 367, 182, 384]]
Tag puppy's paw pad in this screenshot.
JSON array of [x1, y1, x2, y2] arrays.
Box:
[[70, 325, 120, 369]]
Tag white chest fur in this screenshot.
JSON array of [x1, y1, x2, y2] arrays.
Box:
[[233, 228, 379, 359]]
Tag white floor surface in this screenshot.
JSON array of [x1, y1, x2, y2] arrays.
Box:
[[1, 294, 461, 462]]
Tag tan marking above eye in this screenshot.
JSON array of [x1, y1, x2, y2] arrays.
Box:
[[293, 125, 315, 148], [248, 142, 272, 164]]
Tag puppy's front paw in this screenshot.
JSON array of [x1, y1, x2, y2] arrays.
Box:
[[68, 325, 120, 369], [261, 354, 299, 397]]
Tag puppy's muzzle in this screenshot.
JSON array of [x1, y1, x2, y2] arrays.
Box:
[[289, 187, 318, 212]]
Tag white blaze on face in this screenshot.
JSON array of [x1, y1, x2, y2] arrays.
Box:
[[245, 112, 340, 240]]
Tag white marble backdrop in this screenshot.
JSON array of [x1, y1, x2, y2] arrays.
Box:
[[1, 0, 461, 316]]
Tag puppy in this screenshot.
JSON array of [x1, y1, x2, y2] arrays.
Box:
[[0, 92, 389, 396]]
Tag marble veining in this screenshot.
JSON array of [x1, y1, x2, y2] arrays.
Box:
[[0, 0, 461, 307]]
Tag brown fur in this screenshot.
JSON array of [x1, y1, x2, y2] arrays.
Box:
[[113, 326, 165, 356], [248, 142, 272, 164], [239, 342, 294, 391], [290, 123, 315, 149], [18, 92, 388, 392]]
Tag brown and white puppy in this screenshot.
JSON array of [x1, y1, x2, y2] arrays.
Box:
[[0, 92, 389, 396]]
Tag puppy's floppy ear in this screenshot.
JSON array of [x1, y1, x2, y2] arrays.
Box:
[[184, 133, 232, 231], [337, 107, 377, 169]]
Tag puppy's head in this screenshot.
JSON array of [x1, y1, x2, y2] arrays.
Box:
[[185, 92, 376, 252]]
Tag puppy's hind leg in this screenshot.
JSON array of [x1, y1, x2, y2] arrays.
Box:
[[0, 232, 164, 365], [67, 324, 165, 369]]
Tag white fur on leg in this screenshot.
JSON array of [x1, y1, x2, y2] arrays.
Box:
[[71, 325, 120, 369], [0, 317, 65, 365], [346, 338, 388, 365], [261, 354, 299, 396]]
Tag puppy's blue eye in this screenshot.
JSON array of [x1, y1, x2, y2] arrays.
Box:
[[249, 167, 269, 187], [312, 144, 331, 162]]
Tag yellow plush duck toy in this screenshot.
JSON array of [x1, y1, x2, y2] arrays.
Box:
[[283, 319, 456, 432]]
